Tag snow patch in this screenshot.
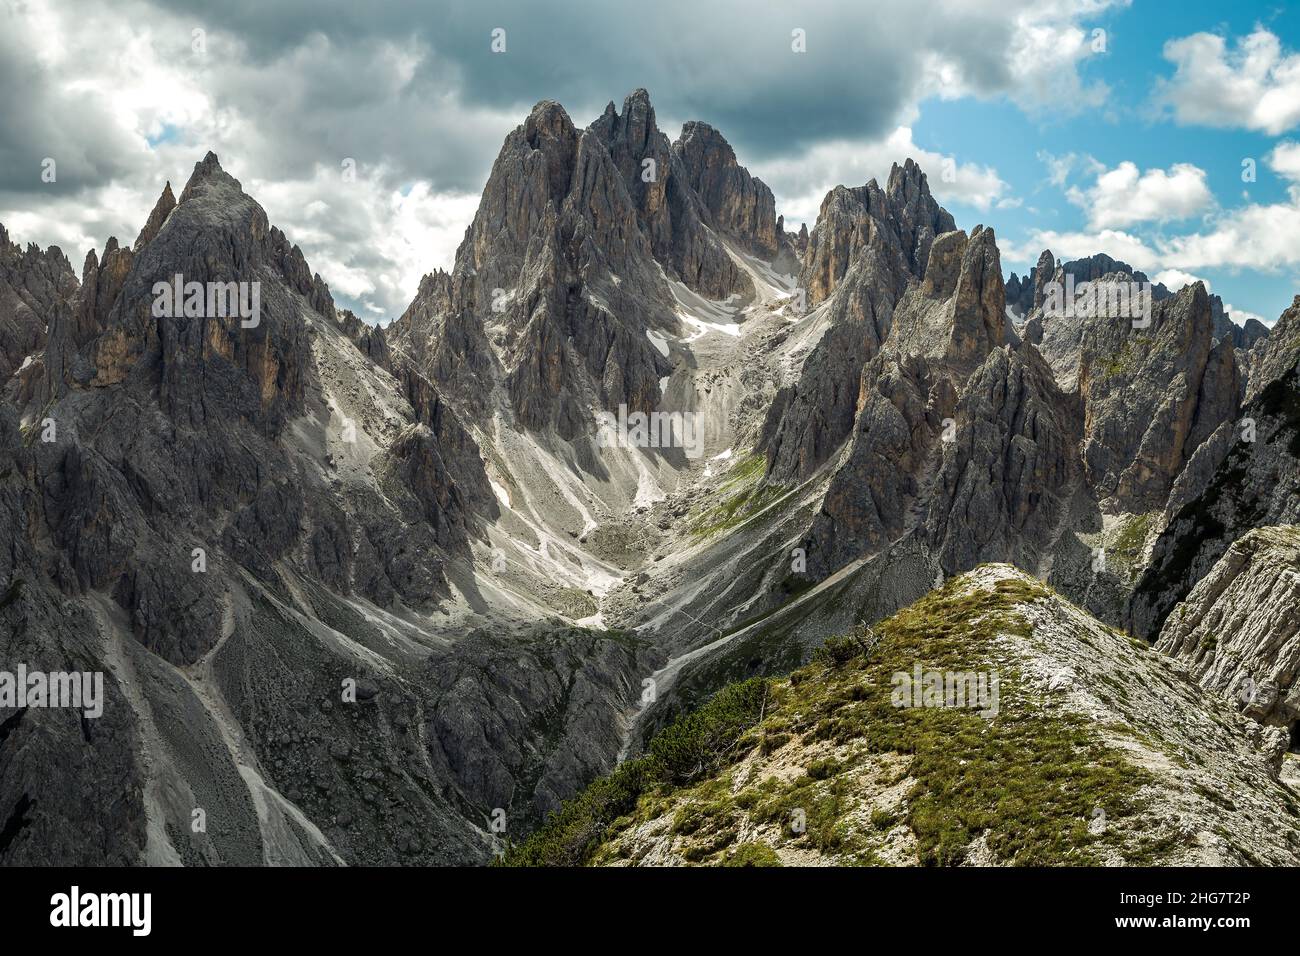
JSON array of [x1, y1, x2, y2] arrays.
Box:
[[677, 311, 742, 341], [666, 277, 746, 341], [490, 479, 511, 509]]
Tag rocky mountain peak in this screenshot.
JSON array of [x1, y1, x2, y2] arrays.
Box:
[[134, 180, 177, 250], [587, 87, 745, 299], [613, 87, 657, 152], [884, 158, 927, 212], [179, 150, 231, 199], [1069, 279, 1240, 513], [799, 160, 954, 306], [1247, 294, 1300, 401], [521, 100, 579, 202], [919, 227, 966, 299], [394, 89, 805, 438], [0, 222, 78, 383], [884, 159, 956, 275], [891, 225, 1005, 371], [949, 225, 1006, 363], [674, 120, 780, 257], [1031, 248, 1056, 310], [1008, 249, 1177, 322]]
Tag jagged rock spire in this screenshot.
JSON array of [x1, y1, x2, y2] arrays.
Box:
[[134, 181, 176, 250], [799, 159, 955, 307]]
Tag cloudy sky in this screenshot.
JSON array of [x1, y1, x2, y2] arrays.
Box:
[[3, 0, 1299, 325]]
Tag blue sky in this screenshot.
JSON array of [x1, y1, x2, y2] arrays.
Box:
[[912, 1, 1300, 323]]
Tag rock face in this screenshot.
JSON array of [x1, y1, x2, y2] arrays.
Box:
[[1236, 317, 1271, 349], [386, 269, 495, 417], [1016, 268, 1241, 512], [798, 159, 955, 308], [0, 154, 563, 866], [0, 223, 76, 382], [1132, 306, 1300, 638], [1012, 250, 1267, 377], [762, 219, 1254, 636], [133, 181, 177, 250], [1005, 248, 1058, 320], [924, 342, 1080, 575], [338, 308, 392, 370], [590, 89, 746, 300], [392, 94, 707, 439], [762, 163, 953, 482], [420, 624, 653, 825], [1157, 527, 1300, 746], [1247, 295, 1300, 402], [390, 88, 795, 444], [674, 120, 779, 258], [777, 224, 1081, 582], [1009, 251, 1173, 321], [0, 400, 147, 865], [1075, 282, 1239, 513]]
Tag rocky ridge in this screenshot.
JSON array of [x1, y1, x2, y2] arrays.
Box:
[[1156, 526, 1300, 741], [509, 567, 1300, 867]]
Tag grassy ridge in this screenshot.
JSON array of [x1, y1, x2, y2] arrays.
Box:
[[504, 573, 1155, 867]]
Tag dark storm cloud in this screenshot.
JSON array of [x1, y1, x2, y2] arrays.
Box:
[[146, 0, 1113, 166], [0, 8, 141, 193]]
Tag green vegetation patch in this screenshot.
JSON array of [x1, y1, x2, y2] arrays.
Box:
[[784, 575, 1150, 865], [500, 678, 771, 866], [1110, 512, 1154, 564], [720, 842, 783, 867], [506, 573, 1157, 867], [689, 453, 791, 538]]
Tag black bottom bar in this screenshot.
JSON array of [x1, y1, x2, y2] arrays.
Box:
[[0, 866, 1279, 942]]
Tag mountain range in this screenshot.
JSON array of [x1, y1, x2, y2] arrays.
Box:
[[2, 88, 1298, 866]]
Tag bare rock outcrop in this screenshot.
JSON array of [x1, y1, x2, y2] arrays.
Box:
[[0, 223, 77, 383], [674, 120, 779, 258], [590, 90, 745, 299], [1157, 527, 1300, 752], [798, 159, 954, 307], [393, 97, 679, 438], [1132, 304, 1300, 637], [22, 153, 497, 663], [1075, 282, 1239, 513], [761, 216, 914, 481], [925, 341, 1081, 574], [762, 166, 957, 481], [797, 226, 1047, 576]]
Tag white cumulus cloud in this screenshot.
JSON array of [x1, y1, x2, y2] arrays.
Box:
[[1160, 28, 1300, 135], [1066, 161, 1212, 230], [1267, 141, 1300, 183], [1223, 303, 1267, 326], [1152, 269, 1210, 293]]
